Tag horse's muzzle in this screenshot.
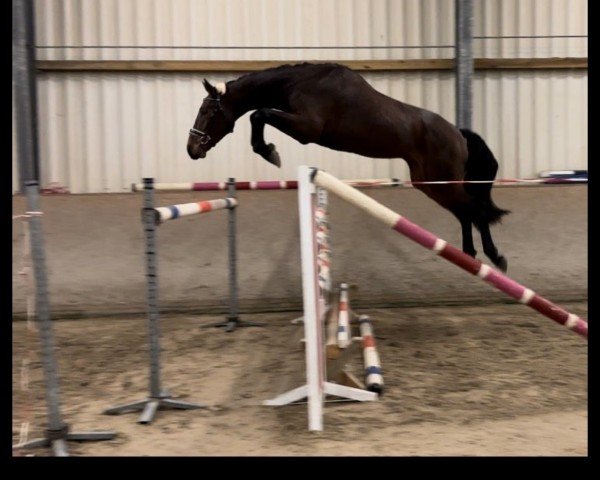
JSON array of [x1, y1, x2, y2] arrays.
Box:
[[187, 145, 207, 160]]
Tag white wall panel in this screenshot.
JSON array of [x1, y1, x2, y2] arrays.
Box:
[[34, 0, 586, 61]]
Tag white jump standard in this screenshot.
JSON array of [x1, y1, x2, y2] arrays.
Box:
[[263, 167, 378, 432]]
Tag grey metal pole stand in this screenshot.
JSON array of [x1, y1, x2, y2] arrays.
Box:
[[202, 178, 266, 332], [455, 0, 474, 130], [13, 0, 40, 191], [104, 178, 205, 423], [13, 182, 117, 456]]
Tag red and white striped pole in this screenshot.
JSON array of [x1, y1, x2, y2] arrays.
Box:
[[132, 175, 586, 193], [153, 198, 237, 224], [312, 168, 587, 340]]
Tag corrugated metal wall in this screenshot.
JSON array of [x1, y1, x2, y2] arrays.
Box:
[[34, 0, 587, 60], [13, 0, 587, 193]]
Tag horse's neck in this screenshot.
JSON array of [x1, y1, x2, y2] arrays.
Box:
[[229, 72, 289, 118]]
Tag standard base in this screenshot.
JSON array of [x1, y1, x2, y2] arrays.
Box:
[[104, 393, 205, 424], [201, 316, 266, 333], [263, 381, 377, 406], [12, 427, 116, 457]]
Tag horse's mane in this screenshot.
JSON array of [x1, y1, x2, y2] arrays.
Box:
[[227, 62, 344, 86]]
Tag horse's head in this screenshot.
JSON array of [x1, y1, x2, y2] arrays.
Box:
[[187, 79, 236, 159]]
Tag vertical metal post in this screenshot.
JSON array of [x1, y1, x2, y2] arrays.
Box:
[[227, 178, 239, 326], [24, 182, 64, 433], [16, 183, 117, 455], [143, 177, 161, 398], [455, 0, 474, 130], [13, 0, 40, 190], [201, 177, 265, 332], [103, 178, 205, 423]]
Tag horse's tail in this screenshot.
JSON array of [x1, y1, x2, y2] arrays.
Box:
[[460, 128, 511, 225]]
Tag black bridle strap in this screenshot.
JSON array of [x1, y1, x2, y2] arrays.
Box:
[[189, 128, 207, 137], [189, 96, 224, 145], [189, 128, 211, 144]]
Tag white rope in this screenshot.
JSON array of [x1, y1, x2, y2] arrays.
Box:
[[348, 178, 586, 187]]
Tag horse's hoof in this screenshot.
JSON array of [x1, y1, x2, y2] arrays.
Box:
[[265, 144, 281, 168], [495, 255, 508, 273]]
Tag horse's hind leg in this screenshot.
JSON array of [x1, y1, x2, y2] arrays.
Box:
[[474, 219, 508, 272], [448, 205, 477, 258], [419, 183, 478, 259], [250, 109, 322, 167], [459, 215, 477, 258]]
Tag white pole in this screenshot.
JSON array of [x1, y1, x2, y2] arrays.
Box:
[[298, 165, 324, 431], [314, 171, 401, 227]]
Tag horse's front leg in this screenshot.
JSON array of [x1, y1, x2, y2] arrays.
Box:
[[250, 110, 281, 167], [250, 109, 323, 167]]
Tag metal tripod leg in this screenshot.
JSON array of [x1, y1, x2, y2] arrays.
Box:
[[201, 315, 266, 332], [104, 393, 206, 425], [13, 425, 117, 457]]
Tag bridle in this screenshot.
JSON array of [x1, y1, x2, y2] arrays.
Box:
[[188, 127, 211, 145], [189, 97, 222, 146]]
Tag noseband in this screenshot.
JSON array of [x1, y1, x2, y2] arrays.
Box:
[[189, 127, 211, 145], [189, 97, 222, 146]]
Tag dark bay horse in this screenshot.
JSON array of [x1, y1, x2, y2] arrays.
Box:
[[187, 62, 510, 271]]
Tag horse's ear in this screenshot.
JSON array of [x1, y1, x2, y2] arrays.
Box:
[[203, 79, 218, 97]]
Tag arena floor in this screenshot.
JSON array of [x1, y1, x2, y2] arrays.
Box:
[[12, 302, 587, 456]]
